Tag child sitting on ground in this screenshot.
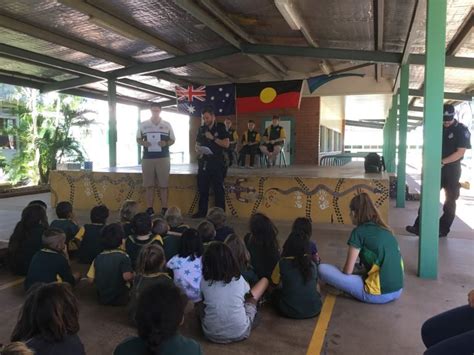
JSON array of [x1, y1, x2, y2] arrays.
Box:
[[128, 244, 173, 324], [114, 283, 202, 355], [197, 220, 216, 248], [271, 231, 322, 319], [8, 204, 49, 276], [199, 242, 269, 343], [244, 213, 280, 279], [225, 234, 259, 286], [50, 201, 81, 245], [87, 223, 134, 305], [75, 205, 109, 265], [166, 228, 203, 303], [119, 200, 138, 238], [125, 213, 163, 269], [164, 206, 189, 234], [25, 228, 80, 291], [206, 207, 234, 242], [291, 217, 321, 264], [11, 282, 86, 355]]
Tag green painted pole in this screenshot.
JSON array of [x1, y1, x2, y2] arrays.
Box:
[[386, 96, 398, 173], [137, 107, 142, 165], [382, 118, 388, 160], [397, 65, 409, 207], [108, 79, 117, 167], [418, 0, 447, 279]]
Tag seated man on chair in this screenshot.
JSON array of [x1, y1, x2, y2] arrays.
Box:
[[260, 115, 286, 167], [224, 118, 239, 168], [239, 120, 260, 168]]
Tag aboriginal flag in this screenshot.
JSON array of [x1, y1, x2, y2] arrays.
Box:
[[236, 80, 303, 113]]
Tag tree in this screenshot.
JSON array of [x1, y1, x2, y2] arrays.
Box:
[[1, 91, 94, 185]]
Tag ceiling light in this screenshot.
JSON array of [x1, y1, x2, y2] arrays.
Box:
[[274, 0, 302, 30]]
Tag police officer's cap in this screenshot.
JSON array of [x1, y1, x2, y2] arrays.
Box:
[[443, 104, 455, 122]]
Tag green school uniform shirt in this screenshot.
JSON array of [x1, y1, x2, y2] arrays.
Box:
[[87, 249, 133, 305], [50, 219, 81, 243], [25, 248, 76, 290], [348, 222, 404, 295], [10, 224, 46, 276], [114, 334, 202, 355], [271, 257, 322, 319], [244, 233, 280, 279], [125, 234, 163, 269], [163, 232, 181, 261], [76, 223, 104, 264]]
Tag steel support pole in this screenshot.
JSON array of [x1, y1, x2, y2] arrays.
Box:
[[418, 0, 447, 279], [397, 64, 409, 207], [108, 79, 117, 168]]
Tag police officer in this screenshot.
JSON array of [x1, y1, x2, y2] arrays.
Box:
[[193, 107, 230, 218], [406, 104, 471, 237], [239, 120, 261, 168]]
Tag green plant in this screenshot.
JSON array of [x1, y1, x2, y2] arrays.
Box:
[[1, 92, 94, 185]]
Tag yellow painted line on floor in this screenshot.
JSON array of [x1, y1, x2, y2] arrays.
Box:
[[0, 278, 24, 291], [306, 294, 337, 355]]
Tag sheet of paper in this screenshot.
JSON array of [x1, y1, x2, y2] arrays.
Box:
[[146, 133, 162, 152], [196, 145, 213, 155]]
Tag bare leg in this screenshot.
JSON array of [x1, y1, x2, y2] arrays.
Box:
[[160, 187, 168, 209], [146, 187, 155, 208], [248, 277, 269, 304]]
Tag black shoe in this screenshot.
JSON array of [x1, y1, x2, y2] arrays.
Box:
[[439, 231, 448, 238], [146, 207, 155, 216], [405, 225, 419, 236], [192, 212, 206, 219]]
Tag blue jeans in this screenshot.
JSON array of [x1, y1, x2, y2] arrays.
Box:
[[422, 305, 474, 355], [318, 263, 402, 304]]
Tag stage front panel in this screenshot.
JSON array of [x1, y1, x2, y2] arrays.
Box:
[[50, 169, 389, 224]]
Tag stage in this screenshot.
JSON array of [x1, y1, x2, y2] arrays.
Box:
[[50, 163, 389, 224]]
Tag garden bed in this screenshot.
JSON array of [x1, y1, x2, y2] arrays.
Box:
[[0, 184, 50, 198]]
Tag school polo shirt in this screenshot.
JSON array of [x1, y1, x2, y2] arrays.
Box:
[[348, 222, 404, 295], [263, 125, 286, 142], [442, 120, 471, 162], [11, 224, 45, 276], [25, 248, 76, 290], [76, 224, 104, 265], [242, 130, 260, 144], [271, 257, 321, 319], [114, 334, 202, 355], [124, 234, 163, 269], [50, 219, 81, 243], [87, 249, 133, 305], [137, 119, 175, 159]]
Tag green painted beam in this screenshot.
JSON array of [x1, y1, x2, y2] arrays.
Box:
[[418, 0, 447, 279], [410, 53, 474, 69], [108, 80, 117, 168], [117, 79, 176, 99], [397, 64, 409, 208], [42, 77, 105, 93], [111, 46, 239, 78], [241, 43, 402, 64], [409, 89, 472, 101]]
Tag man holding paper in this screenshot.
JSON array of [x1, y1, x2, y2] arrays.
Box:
[[137, 102, 175, 216]]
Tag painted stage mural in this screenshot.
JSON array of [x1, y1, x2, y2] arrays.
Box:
[[50, 171, 389, 224]]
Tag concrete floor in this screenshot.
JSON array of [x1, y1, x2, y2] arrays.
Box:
[[0, 192, 472, 354]]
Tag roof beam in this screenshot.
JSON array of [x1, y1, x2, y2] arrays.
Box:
[[57, 0, 230, 79], [174, 0, 284, 79], [408, 89, 472, 101], [110, 46, 239, 78], [116, 79, 175, 99], [409, 54, 474, 68], [446, 10, 473, 55], [374, 0, 385, 81]]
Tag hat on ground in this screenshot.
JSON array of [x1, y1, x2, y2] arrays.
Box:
[[443, 104, 455, 121]]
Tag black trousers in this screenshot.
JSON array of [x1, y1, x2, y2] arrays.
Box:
[[239, 145, 259, 166], [413, 163, 461, 235], [197, 158, 226, 215]]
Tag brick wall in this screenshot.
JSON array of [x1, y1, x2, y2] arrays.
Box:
[[188, 97, 321, 164]]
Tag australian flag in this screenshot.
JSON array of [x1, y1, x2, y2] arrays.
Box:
[[176, 84, 235, 116]]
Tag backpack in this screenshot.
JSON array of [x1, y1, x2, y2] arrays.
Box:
[[364, 153, 385, 173]]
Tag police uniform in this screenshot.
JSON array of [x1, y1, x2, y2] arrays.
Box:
[[412, 119, 471, 235], [195, 122, 230, 216], [239, 129, 261, 167]]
